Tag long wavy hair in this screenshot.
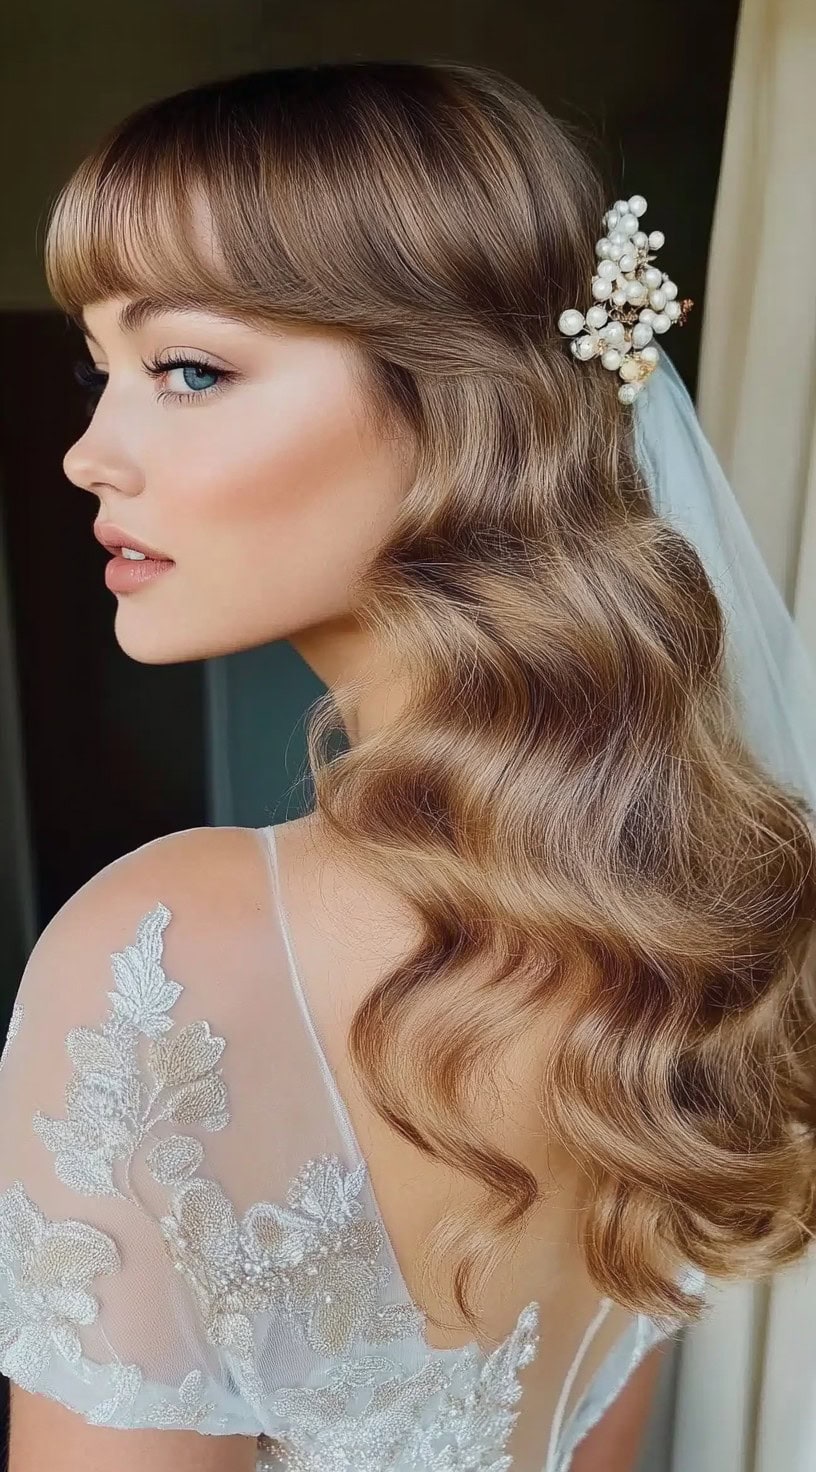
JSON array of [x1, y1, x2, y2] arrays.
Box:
[[44, 58, 816, 1336]]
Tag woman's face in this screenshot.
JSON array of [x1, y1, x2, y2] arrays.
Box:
[[63, 299, 412, 679]]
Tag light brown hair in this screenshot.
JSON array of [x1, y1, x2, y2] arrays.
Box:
[[44, 59, 816, 1336]]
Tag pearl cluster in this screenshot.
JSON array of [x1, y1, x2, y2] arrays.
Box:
[[557, 194, 693, 405]]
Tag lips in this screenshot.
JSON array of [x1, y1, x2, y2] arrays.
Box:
[[93, 523, 173, 561]]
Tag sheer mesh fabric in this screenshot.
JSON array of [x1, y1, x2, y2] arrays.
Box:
[[0, 824, 703, 1468]]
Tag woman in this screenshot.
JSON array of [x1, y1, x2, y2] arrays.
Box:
[[0, 59, 814, 1472]]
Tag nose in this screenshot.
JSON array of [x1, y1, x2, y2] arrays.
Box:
[[62, 421, 140, 499]]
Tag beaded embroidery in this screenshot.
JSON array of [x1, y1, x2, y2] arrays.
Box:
[[259, 1302, 540, 1471]]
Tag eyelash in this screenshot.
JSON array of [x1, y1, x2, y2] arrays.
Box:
[[72, 354, 234, 413]]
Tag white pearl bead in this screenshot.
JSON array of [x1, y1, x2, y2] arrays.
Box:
[[586, 304, 608, 328], [602, 348, 622, 371], [597, 259, 618, 280], [663, 279, 678, 300], [608, 231, 627, 247], [606, 211, 619, 231], [632, 322, 653, 348], [620, 212, 639, 236], [649, 288, 667, 311], [618, 251, 636, 273], [558, 309, 586, 336], [619, 358, 640, 382], [633, 231, 649, 249], [607, 242, 624, 261], [618, 382, 640, 405], [611, 288, 628, 306], [596, 238, 612, 258], [642, 267, 661, 290], [602, 321, 625, 347], [628, 195, 648, 218], [652, 312, 671, 333], [614, 199, 629, 216], [641, 345, 660, 365], [665, 300, 682, 321], [626, 280, 647, 303], [639, 307, 656, 324], [648, 230, 665, 250], [592, 278, 613, 301], [576, 335, 598, 360]]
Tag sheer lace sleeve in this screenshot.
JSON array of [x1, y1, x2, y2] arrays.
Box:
[[0, 824, 705, 1469], [0, 827, 386, 1441]]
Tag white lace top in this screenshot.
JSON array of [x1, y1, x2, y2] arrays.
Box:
[[0, 822, 705, 1469]]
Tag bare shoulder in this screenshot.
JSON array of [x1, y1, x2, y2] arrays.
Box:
[[15, 825, 274, 1013]]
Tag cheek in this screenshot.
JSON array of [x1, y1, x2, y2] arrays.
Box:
[[163, 383, 404, 628]]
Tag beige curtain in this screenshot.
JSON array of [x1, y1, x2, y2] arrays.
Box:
[[671, 1, 816, 1469]]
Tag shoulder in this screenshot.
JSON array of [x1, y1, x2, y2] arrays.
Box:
[[36, 824, 266, 939], [0, 825, 291, 1447], [4, 825, 275, 1053], [0, 823, 298, 1205]]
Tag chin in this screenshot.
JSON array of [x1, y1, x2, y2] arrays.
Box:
[[112, 606, 276, 665], [113, 634, 199, 665], [111, 610, 211, 664]]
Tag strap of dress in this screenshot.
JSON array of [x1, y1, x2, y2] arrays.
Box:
[[543, 1294, 614, 1472], [258, 822, 363, 1163]]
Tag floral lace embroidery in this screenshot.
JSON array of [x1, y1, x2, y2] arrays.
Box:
[[257, 1303, 540, 1471], [32, 901, 227, 1199], [0, 1178, 120, 1390], [160, 1154, 426, 1370], [0, 1177, 229, 1429], [3, 899, 543, 1467]]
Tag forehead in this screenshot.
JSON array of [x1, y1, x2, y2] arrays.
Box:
[[78, 297, 269, 346]]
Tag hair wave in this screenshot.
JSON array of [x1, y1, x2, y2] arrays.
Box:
[[44, 58, 816, 1336]]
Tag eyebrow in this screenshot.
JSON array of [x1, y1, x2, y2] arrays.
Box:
[[77, 298, 259, 345]]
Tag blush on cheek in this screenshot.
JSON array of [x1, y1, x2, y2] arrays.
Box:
[[155, 334, 406, 642], [186, 389, 400, 572]]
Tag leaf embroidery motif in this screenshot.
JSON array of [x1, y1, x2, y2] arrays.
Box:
[[149, 1019, 225, 1086], [147, 1368, 229, 1430], [32, 902, 228, 1198], [145, 1135, 204, 1186], [107, 904, 183, 1036]]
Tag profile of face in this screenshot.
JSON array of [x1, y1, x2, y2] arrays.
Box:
[[63, 299, 413, 679]]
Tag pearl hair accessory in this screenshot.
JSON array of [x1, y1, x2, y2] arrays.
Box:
[[557, 195, 694, 405]]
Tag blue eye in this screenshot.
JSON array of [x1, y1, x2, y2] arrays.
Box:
[[175, 363, 219, 393], [71, 354, 234, 416]]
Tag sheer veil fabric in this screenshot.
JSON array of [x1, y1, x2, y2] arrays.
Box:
[[634, 346, 816, 812]]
